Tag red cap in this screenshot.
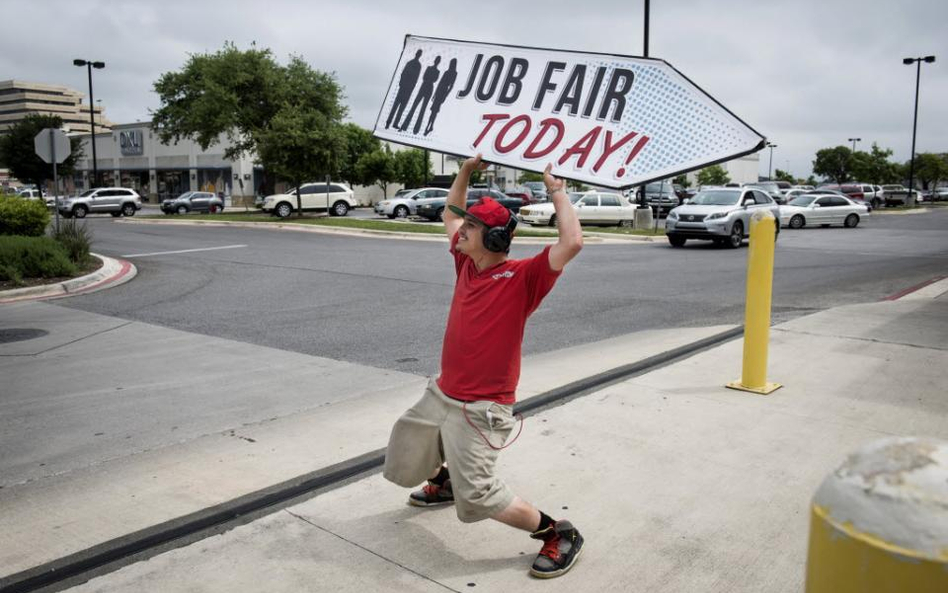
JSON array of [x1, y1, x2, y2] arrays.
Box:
[[448, 197, 511, 228]]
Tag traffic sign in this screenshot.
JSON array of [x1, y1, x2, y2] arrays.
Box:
[[34, 128, 71, 164]]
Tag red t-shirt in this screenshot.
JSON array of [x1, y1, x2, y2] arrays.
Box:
[[437, 233, 562, 404]]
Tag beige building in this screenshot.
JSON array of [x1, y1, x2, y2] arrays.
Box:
[[0, 80, 113, 135]]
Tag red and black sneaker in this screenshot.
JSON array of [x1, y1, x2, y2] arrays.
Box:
[[408, 479, 454, 507], [529, 520, 584, 578]]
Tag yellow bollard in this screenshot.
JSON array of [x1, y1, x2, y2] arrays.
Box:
[[727, 210, 781, 394], [805, 437, 948, 593]]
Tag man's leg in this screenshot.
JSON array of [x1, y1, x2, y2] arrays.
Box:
[[493, 496, 585, 579], [491, 496, 540, 531]]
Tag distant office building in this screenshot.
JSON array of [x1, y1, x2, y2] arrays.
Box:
[[0, 80, 113, 134]]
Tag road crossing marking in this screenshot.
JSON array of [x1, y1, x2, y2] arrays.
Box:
[[121, 244, 247, 258]]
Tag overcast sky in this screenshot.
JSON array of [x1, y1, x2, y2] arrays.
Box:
[[5, 0, 945, 179]]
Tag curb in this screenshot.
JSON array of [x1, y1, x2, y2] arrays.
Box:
[[0, 254, 136, 304], [117, 217, 656, 243], [0, 325, 741, 593]]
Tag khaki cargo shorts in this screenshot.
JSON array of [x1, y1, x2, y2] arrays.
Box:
[[383, 378, 518, 523]]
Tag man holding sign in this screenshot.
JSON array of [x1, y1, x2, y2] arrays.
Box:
[[383, 154, 585, 579]]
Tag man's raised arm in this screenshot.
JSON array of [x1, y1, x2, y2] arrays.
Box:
[[443, 154, 488, 239], [544, 164, 583, 271]]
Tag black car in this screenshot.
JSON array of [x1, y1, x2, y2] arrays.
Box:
[[415, 190, 523, 222]]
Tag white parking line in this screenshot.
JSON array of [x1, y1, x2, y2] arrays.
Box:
[[121, 245, 248, 258]]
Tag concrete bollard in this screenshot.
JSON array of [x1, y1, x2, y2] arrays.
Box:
[[726, 209, 781, 394], [805, 437, 948, 593], [634, 207, 653, 229]]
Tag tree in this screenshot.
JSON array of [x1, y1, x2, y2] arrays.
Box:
[[0, 115, 84, 190], [696, 165, 730, 186], [152, 42, 347, 206], [812, 146, 853, 185], [805, 175, 818, 187], [913, 153, 948, 191], [673, 174, 691, 188], [850, 144, 900, 185], [393, 148, 432, 188], [773, 169, 794, 183], [356, 146, 397, 198], [517, 171, 544, 184], [255, 105, 346, 216], [339, 123, 381, 187]]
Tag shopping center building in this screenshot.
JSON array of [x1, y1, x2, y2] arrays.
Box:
[[73, 122, 259, 205]]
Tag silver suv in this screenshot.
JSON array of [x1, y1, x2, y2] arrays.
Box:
[[665, 187, 780, 248], [59, 187, 143, 218]]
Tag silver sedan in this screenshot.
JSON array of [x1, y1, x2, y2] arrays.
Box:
[[779, 194, 869, 229]]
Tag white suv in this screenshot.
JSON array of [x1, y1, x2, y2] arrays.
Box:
[[261, 182, 356, 218]]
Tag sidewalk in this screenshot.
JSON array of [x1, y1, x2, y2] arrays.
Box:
[[58, 289, 948, 592], [0, 300, 732, 585]]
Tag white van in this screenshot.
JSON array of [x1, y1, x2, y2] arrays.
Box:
[[262, 182, 356, 218]]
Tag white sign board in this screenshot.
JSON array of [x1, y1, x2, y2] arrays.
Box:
[[33, 128, 71, 164], [374, 36, 766, 189]]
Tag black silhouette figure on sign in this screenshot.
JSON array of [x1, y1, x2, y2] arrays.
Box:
[[385, 49, 423, 130], [400, 56, 441, 135], [425, 58, 457, 136]]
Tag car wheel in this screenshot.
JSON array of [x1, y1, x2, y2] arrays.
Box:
[[789, 214, 804, 229], [122, 203, 136, 217], [74, 205, 88, 219], [436, 207, 445, 222], [331, 201, 350, 217], [774, 220, 780, 243], [110, 212, 122, 218], [275, 202, 293, 218], [548, 214, 557, 227], [176, 205, 188, 215], [618, 219, 632, 228], [668, 234, 686, 247], [844, 213, 859, 228], [727, 221, 743, 248], [394, 205, 409, 218]]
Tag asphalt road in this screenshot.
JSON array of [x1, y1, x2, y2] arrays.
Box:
[[56, 208, 948, 377]]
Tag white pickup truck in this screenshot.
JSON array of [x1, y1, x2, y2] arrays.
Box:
[[881, 185, 922, 207]]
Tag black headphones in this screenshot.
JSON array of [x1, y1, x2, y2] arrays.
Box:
[[483, 209, 518, 253]]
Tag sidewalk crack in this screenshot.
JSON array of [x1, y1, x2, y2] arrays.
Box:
[[773, 327, 947, 351], [283, 510, 461, 593], [0, 321, 134, 357]]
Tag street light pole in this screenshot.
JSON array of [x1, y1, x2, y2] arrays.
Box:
[[848, 137, 861, 152], [767, 142, 777, 180], [73, 59, 105, 188], [903, 56, 935, 202]]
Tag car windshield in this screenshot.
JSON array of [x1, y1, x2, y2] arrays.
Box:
[[691, 190, 740, 206], [788, 196, 817, 206], [176, 192, 193, 200], [747, 183, 778, 192], [78, 190, 97, 197], [569, 193, 586, 204]]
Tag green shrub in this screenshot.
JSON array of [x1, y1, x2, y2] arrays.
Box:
[[51, 218, 93, 264], [0, 196, 50, 236], [0, 235, 76, 285]]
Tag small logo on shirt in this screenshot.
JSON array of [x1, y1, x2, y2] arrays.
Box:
[[492, 270, 516, 280]]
